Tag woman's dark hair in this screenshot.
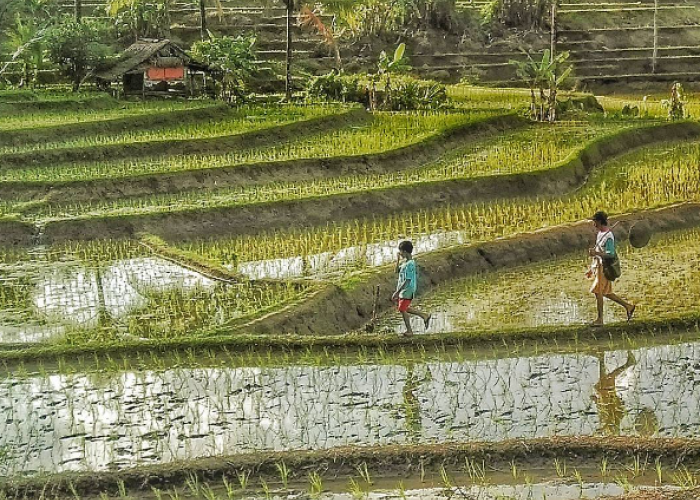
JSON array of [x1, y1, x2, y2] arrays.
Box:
[[398, 240, 413, 254], [592, 211, 608, 226]]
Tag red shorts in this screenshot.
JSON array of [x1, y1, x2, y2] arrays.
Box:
[[397, 298, 412, 313]]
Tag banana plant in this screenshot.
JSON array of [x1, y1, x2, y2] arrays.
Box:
[[3, 14, 44, 87], [511, 48, 572, 122]]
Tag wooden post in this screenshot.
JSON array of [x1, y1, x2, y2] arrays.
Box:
[[75, 0, 82, 22], [652, 0, 658, 73], [199, 0, 207, 40], [550, 0, 557, 59], [285, 0, 293, 101]]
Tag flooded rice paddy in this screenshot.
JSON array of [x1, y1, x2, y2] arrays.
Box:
[[1, 340, 698, 475], [380, 227, 700, 334], [233, 483, 636, 500], [0, 241, 306, 344]]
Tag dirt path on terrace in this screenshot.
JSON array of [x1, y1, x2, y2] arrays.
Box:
[[243, 202, 700, 335], [0, 107, 368, 169], [37, 121, 700, 245], [0, 104, 228, 148], [0, 113, 523, 204], [3, 437, 700, 499]]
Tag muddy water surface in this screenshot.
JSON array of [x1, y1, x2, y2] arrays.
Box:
[[1, 341, 698, 475]]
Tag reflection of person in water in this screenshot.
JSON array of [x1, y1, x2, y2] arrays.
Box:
[[592, 351, 636, 435], [402, 364, 432, 443]]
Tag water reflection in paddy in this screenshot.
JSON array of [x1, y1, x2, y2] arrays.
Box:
[[237, 482, 631, 500], [1, 341, 698, 475], [236, 230, 468, 280], [0, 242, 306, 344]]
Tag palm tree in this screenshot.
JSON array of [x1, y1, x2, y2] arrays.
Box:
[[199, 0, 223, 40], [4, 15, 43, 87]]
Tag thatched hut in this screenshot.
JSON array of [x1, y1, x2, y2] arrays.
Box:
[[94, 39, 211, 97]]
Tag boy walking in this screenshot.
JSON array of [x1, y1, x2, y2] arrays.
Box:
[[392, 240, 431, 337]]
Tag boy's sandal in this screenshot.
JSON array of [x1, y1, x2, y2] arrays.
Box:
[[627, 305, 637, 322], [424, 314, 432, 330]]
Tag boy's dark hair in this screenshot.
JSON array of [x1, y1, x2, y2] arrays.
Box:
[[591, 211, 608, 225], [398, 240, 413, 254]]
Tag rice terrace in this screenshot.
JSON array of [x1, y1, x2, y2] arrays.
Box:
[[2, 0, 700, 499]]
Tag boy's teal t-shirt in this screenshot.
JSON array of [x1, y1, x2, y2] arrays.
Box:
[[398, 259, 417, 299]]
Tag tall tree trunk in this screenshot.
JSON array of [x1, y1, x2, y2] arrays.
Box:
[[550, 0, 557, 59], [200, 0, 207, 40], [652, 0, 658, 73], [285, 0, 293, 101], [75, 0, 82, 22]]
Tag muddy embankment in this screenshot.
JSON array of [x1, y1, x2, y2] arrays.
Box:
[[38, 120, 700, 244], [0, 104, 230, 149], [0, 107, 368, 170], [245, 202, 700, 335], [0, 114, 524, 204], [3, 437, 700, 499]]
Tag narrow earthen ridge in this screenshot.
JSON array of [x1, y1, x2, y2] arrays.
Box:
[[0, 219, 34, 246], [0, 107, 368, 169], [3, 437, 699, 499], [0, 113, 522, 203], [245, 202, 700, 335], [0, 103, 229, 148], [39, 121, 700, 244]]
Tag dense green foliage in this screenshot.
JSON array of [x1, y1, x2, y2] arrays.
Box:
[[45, 20, 112, 91], [190, 35, 257, 101]]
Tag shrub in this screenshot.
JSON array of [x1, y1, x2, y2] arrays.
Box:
[[190, 35, 257, 102], [45, 20, 113, 92], [306, 71, 447, 110]]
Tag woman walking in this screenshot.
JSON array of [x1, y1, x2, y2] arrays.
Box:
[[586, 211, 636, 326]]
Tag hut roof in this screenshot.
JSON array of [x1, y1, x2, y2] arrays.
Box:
[[95, 39, 202, 81]]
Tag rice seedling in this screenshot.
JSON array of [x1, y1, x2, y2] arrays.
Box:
[[1, 110, 489, 184], [35, 120, 636, 219], [175, 138, 700, 281], [0, 103, 348, 154], [0, 239, 309, 344], [308, 471, 324, 497], [0, 100, 214, 132]]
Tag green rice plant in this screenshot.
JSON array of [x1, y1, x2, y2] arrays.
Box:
[[356, 462, 373, 484], [222, 476, 236, 499], [672, 466, 699, 488], [275, 461, 290, 488], [0, 103, 347, 154], [37, 120, 636, 219], [440, 465, 453, 488], [0, 100, 214, 132], [348, 477, 365, 499], [2, 110, 489, 184], [599, 93, 700, 119], [174, 138, 700, 281], [308, 471, 324, 497], [237, 470, 250, 490], [464, 458, 486, 483], [0, 239, 310, 344], [554, 458, 567, 478]]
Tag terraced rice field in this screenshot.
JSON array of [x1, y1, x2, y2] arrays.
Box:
[[0, 87, 699, 500]]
